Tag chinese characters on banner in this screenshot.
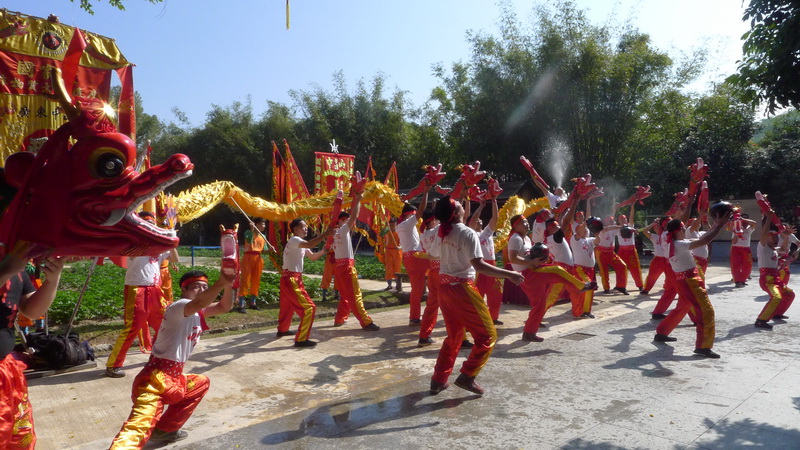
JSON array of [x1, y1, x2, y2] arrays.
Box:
[[314, 152, 354, 195]]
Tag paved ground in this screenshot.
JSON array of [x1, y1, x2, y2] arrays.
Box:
[[28, 262, 800, 449]]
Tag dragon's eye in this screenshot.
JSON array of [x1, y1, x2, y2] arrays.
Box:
[[89, 147, 127, 178]]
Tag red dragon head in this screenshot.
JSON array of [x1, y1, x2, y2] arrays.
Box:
[[0, 73, 193, 259]]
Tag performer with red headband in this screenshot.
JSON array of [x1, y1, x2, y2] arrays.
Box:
[[616, 202, 644, 292], [730, 215, 757, 288], [276, 219, 333, 347], [595, 216, 628, 295], [332, 190, 380, 331], [641, 217, 680, 322], [754, 211, 795, 329], [106, 211, 180, 378], [686, 214, 710, 283], [418, 210, 443, 347], [0, 255, 64, 449], [653, 209, 731, 358], [571, 220, 598, 318], [429, 195, 524, 396], [383, 217, 403, 291], [396, 185, 431, 325], [469, 197, 503, 325], [531, 208, 553, 244], [778, 223, 799, 284], [110, 265, 235, 447]]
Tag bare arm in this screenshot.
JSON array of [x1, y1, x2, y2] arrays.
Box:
[[533, 178, 550, 198], [416, 186, 430, 221], [488, 198, 499, 231], [184, 266, 235, 317], [468, 200, 486, 229], [509, 249, 543, 268], [471, 258, 524, 285], [308, 249, 328, 261], [346, 193, 363, 230], [299, 228, 334, 249], [689, 211, 731, 250], [19, 257, 65, 319], [759, 212, 776, 245]]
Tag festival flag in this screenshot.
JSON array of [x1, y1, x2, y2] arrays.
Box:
[[283, 139, 310, 204], [0, 10, 135, 161], [314, 152, 354, 195], [269, 141, 287, 249], [357, 156, 377, 230]]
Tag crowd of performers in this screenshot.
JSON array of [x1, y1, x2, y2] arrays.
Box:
[[1, 161, 798, 449]]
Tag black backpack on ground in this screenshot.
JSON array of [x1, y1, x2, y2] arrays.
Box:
[[26, 332, 94, 369]]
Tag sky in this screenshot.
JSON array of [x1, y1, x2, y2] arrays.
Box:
[[4, 0, 750, 127]]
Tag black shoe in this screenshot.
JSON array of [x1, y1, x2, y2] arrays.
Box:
[[363, 323, 381, 331], [384, 284, 392, 291], [734, 282, 745, 288], [430, 379, 449, 395], [651, 313, 667, 320], [249, 304, 260, 311], [104, 367, 125, 378], [539, 323, 547, 328], [333, 290, 340, 300], [773, 315, 789, 320], [754, 319, 773, 329], [581, 312, 595, 319], [454, 373, 484, 395], [694, 348, 720, 358], [235, 306, 247, 314], [521, 332, 544, 342], [493, 319, 504, 325], [276, 330, 294, 337], [614, 287, 630, 295], [409, 318, 421, 325], [418, 337, 434, 347], [333, 321, 347, 327], [603, 289, 611, 294], [460, 340, 474, 349], [640, 290, 650, 295], [150, 429, 188, 443], [294, 340, 317, 348], [321, 290, 329, 301], [654, 333, 677, 342]]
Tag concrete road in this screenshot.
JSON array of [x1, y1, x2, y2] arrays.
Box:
[[28, 263, 800, 449]]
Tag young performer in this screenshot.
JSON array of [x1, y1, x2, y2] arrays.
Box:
[[595, 215, 628, 295], [686, 215, 710, 282], [641, 218, 669, 297], [396, 185, 431, 325], [571, 220, 598, 318], [110, 265, 235, 447], [429, 196, 524, 396], [236, 218, 275, 313], [754, 211, 795, 329], [418, 211, 441, 347], [469, 198, 503, 325], [653, 210, 731, 358], [730, 215, 757, 288], [383, 217, 403, 291], [332, 191, 380, 331], [106, 211, 180, 378], [778, 223, 798, 284], [276, 219, 333, 347], [0, 256, 64, 449], [616, 203, 643, 291]]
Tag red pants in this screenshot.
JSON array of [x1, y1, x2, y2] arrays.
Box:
[[333, 260, 373, 327], [520, 265, 585, 334], [595, 247, 628, 291], [695, 256, 709, 286], [0, 354, 35, 449], [758, 269, 795, 321], [384, 248, 402, 281], [431, 279, 496, 385], [656, 269, 715, 350], [403, 252, 430, 320], [420, 263, 441, 339], [652, 265, 678, 315], [643, 256, 668, 292], [239, 252, 264, 296], [544, 263, 586, 317], [107, 285, 167, 369], [476, 260, 503, 321], [618, 245, 643, 288], [730, 246, 752, 283], [110, 357, 210, 449], [278, 271, 316, 342], [575, 265, 596, 314]]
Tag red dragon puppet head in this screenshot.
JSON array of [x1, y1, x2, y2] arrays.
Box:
[[0, 69, 193, 260], [436, 161, 486, 198], [402, 164, 446, 201]]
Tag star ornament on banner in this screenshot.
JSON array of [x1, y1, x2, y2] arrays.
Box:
[[330, 139, 339, 154]]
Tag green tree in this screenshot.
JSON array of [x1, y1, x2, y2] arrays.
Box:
[[749, 112, 800, 219], [70, 0, 163, 14], [728, 0, 800, 113]]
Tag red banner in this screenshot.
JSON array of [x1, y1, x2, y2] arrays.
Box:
[[314, 152, 354, 195], [283, 139, 310, 204]]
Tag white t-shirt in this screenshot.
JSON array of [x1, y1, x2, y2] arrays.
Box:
[[686, 229, 708, 259], [531, 221, 547, 244], [778, 233, 799, 254], [508, 233, 532, 272], [152, 299, 207, 363], [597, 228, 617, 248], [649, 232, 666, 258], [733, 226, 754, 248], [333, 223, 354, 260], [618, 228, 635, 247], [124, 251, 169, 286], [757, 242, 779, 269], [421, 226, 442, 259], [571, 236, 596, 267], [547, 231, 574, 266], [668, 240, 696, 273], [479, 227, 496, 261], [283, 236, 312, 272], [546, 192, 564, 209], [396, 217, 421, 252], [440, 223, 483, 280]]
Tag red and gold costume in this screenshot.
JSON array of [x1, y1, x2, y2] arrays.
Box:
[[595, 229, 628, 291], [333, 259, 373, 327], [730, 227, 754, 284], [520, 264, 587, 335], [757, 243, 795, 321], [279, 272, 316, 342]]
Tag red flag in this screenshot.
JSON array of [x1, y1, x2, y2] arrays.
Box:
[[283, 139, 311, 203], [314, 152, 354, 195], [357, 156, 376, 226]]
